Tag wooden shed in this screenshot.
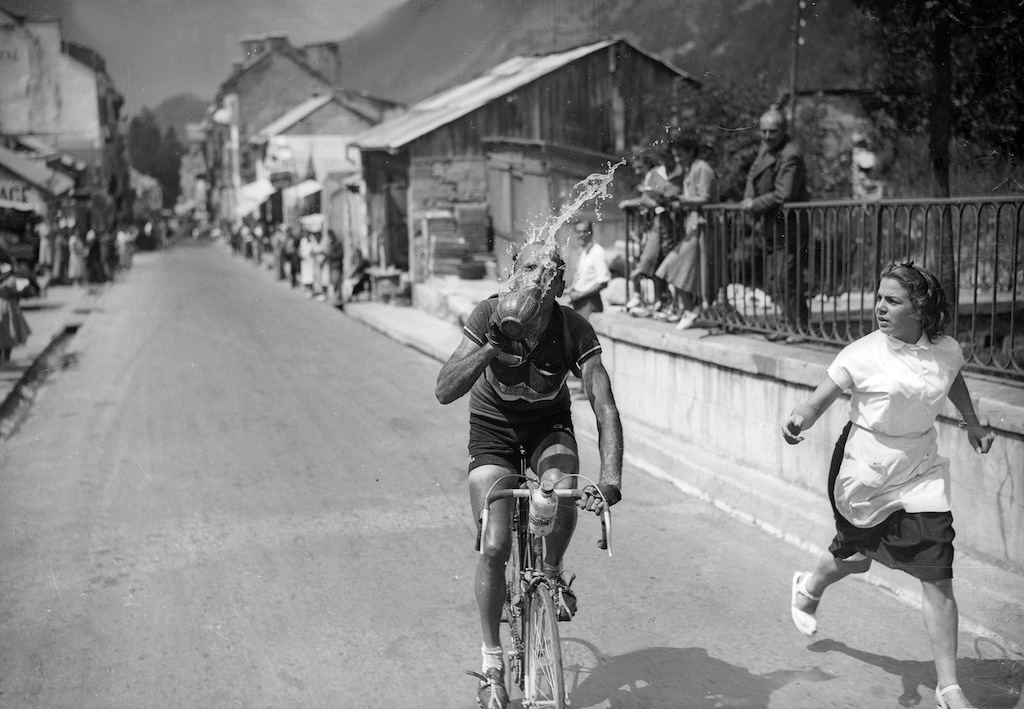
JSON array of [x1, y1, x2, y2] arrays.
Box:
[[353, 37, 697, 281]]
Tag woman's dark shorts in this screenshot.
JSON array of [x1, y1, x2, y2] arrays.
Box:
[[827, 422, 956, 582], [468, 411, 575, 473]]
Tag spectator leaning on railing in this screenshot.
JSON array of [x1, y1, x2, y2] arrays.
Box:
[[740, 106, 810, 342], [656, 135, 719, 330], [619, 148, 675, 317]]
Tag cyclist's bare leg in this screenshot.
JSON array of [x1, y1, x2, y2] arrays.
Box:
[[469, 463, 519, 650], [531, 431, 579, 572]]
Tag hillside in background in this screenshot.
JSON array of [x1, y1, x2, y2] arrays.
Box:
[[332, 0, 877, 106], [148, 94, 209, 140], [124, 0, 877, 126]]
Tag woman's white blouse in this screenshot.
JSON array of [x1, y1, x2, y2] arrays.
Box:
[[825, 331, 964, 527], [827, 331, 963, 437]]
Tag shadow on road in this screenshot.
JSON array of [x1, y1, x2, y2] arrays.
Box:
[[807, 638, 1024, 708], [545, 640, 833, 708]]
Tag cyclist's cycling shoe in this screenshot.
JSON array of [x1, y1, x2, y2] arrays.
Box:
[[467, 667, 508, 709], [552, 574, 577, 622]]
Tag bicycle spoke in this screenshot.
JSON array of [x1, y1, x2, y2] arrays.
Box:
[[524, 583, 565, 708]]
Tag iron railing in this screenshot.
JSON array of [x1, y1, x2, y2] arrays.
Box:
[[622, 196, 1024, 381]]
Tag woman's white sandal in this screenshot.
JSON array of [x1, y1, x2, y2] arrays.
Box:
[[935, 683, 976, 709], [790, 571, 819, 636]]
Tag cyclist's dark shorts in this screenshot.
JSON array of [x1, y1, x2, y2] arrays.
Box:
[[468, 411, 575, 473]]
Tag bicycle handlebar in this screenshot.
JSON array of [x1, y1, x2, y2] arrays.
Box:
[[477, 487, 612, 556]]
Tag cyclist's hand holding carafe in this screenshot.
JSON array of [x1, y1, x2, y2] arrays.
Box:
[[485, 316, 518, 353]]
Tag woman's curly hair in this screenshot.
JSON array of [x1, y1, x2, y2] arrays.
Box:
[[879, 262, 952, 342]]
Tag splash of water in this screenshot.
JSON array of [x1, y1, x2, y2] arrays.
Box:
[[503, 160, 625, 294]]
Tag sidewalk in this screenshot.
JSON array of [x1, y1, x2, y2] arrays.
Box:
[[345, 277, 1024, 657], [0, 282, 99, 437]]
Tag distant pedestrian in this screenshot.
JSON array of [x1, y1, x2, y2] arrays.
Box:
[[85, 229, 104, 283], [0, 260, 34, 362], [36, 220, 53, 271], [565, 221, 610, 320], [782, 262, 994, 709], [116, 225, 133, 270], [298, 231, 316, 297], [342, 248, 370, 302], [100, 229, 115, 281], [271, 224, 288, 280], [326, 230, 345, 305], [285, 228, 301, 287], [313, 230, 329, 300], [52, 229, 68, 284], [67, 231, 86, 286]]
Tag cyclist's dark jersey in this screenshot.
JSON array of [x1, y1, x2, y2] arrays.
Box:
[[463, 295, 602, 425]]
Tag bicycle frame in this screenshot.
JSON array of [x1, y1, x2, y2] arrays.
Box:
[[474, 452, 611, 709]]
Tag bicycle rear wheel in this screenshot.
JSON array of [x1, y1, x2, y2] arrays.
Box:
[[523, 582, 565, 708]]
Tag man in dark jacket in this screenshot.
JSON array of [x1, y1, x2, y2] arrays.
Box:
[[741, 107, 810, 339]]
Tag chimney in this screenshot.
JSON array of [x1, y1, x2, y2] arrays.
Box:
[[240, 34, 265, 59], [264, 33, 289, 53], [303, 41, 342, 86]]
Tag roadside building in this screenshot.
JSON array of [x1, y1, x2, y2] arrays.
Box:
[[352, 37, 697, 281], [130, 169, 163, 221], [0, 8, 130, 235], [247, 93, 392, 252], [0, 143, 75, 267], [206, 33, 399, 229], [177, 122, 211, 228]]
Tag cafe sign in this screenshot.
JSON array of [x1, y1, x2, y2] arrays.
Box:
[[0, 180, 37, 205]]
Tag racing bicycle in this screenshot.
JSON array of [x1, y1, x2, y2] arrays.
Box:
[[474, 449, 612, 709]]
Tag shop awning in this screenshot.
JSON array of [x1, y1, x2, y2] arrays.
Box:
[[235, 179, 276, 218], [299, 213, 323, 233], [239, 179, 276, 204], [0, 144, 75, 197], [0, 198, 38, 213], [283, 179, 321, 202]]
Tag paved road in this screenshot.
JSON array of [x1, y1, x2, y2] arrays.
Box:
[[0, 242, 1019, 708]]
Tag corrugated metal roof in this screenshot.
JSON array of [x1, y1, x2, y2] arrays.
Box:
[[0, 144, 75, 196], [353, 38, 694, 152], [251, 94, 335, 143], [13, 135, 58, 156]]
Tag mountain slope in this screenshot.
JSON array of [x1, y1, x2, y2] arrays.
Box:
[[332, 0, 876, 105], [149, 94, 209, 139]]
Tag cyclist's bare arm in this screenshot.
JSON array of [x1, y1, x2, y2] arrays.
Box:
[[436, 334, 498, 404], [580, 354, 623, 491]]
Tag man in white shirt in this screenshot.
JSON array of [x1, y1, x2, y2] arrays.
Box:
[[566, 221, 611, 320]]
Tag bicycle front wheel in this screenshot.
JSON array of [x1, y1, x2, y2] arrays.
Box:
[[523, 582, 565, 708]]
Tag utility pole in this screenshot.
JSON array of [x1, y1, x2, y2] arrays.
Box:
[[789, 0, 806, 131]]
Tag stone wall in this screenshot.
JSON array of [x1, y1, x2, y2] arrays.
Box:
[[593, 315, 1024, 573]]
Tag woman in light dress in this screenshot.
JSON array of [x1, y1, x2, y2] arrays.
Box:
[[67, 231, 86, 286], [782, 263, 994, 709]]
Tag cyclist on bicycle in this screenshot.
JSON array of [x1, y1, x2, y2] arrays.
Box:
[[435, 239, 624, 709]]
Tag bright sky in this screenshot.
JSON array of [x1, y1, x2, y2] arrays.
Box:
[[3, 0, 407, 114]]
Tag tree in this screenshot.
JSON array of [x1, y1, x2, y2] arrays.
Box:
[[127, 109, 162, 179], [155, 126, 183, 208], [128, 112, 184, 209], [854, 0, 1024, 196], [669, 77, 777, 201], [852, 0, 1024, 302]]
